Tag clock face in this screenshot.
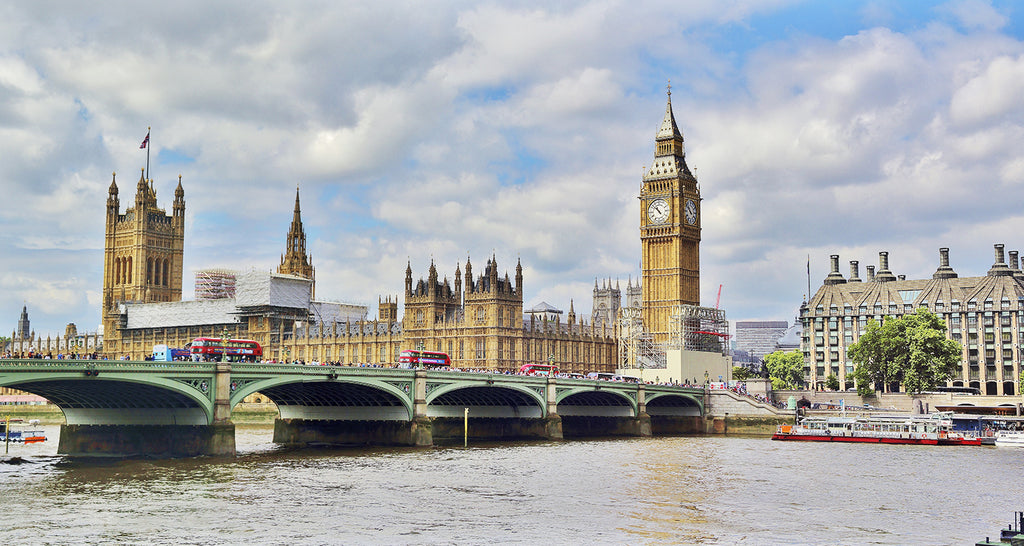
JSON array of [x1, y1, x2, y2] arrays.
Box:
[[685, 199, 697, 225], [647, 198, 670, 224]]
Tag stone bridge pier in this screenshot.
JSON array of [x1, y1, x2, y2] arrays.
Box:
[[57, 362, 237, 458]]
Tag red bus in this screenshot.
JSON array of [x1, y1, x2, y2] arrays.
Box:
[[519, 363, 558, 377], [398, 350, 451, 369], [189, 338, 262, 362]]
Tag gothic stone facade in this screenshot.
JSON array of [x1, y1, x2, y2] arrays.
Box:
[[101, 170, 185, 357], [283, 257, 618, 373]]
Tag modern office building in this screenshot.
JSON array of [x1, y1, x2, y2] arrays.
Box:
[[734, 320, 789, 365], [802, 245, 1024, 395]]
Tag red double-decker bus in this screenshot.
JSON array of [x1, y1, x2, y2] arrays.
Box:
[[398, 350, 451, 369], [189, 338, 262, 362], [519, 363, 558, 377]]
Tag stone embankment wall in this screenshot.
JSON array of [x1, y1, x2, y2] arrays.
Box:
[[705, 389, 793, 435], [772, 390, 1024, 414]]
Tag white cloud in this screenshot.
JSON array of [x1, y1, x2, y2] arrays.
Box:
[[3, 1, 1024, 335], [949, 54, 1024, 126]]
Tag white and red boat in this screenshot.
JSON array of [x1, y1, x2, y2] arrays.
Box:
[[1, 418, 46, 444], [772, 412, 980, 446]]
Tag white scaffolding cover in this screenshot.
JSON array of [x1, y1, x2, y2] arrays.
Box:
[[123, 299, 239, 329], [235, 271, 311, 309]]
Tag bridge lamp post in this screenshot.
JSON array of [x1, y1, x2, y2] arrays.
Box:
[[222, 329, 228, 363]]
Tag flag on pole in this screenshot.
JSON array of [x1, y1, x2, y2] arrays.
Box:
[[140, 131, 150, 149]]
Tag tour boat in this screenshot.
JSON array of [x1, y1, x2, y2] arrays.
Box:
[[771, 412, 980, 446], [1, 419, 46, 444], [994, 430, 1024, 448]]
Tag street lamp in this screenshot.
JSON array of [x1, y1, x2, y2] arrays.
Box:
[[222, 329, 229, 363]]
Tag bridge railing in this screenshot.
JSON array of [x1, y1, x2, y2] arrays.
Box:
[[0, 358, 217, 370]]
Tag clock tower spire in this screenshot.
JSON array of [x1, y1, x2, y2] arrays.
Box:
[[640, 82, 701, 342]]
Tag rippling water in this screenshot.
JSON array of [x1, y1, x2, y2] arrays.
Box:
[[2, 424, 1021, 545]]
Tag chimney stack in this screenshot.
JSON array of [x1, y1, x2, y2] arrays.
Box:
[[988, 243, 1013, 276], [875, 251, 897, 282], [849, 260, 862, 282], [933, 247, 958, 279], [1011, 250, 1024, 280], [867, 265, 875, 282], [824, 255, 847, 285]]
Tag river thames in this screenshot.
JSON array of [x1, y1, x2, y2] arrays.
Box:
[[2, 424, 1020, 545]]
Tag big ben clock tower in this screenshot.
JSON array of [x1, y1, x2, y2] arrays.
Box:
[[640, 84, 701, 343]]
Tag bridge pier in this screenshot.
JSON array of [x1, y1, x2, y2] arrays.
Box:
[[273, 418, 433, 447], [560, 414, 652, 438], [650, 415, 704, 435], [58, 423, 236, 458]]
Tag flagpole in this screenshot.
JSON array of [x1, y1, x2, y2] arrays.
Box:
[[806, 254, 811, 301], [146, 126, 151, 181]]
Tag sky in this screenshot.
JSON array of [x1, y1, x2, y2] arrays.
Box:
[[3, 0, 1024, 337]]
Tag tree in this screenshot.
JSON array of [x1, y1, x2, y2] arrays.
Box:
[[825, 373, 840, 391], [732, 366, 752, 381], [847, 308, 962, 394], [763, 350, 805, 390], [851, 365, 874, 397]]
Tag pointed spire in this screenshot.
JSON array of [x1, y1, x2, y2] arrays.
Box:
[[136, 167, 148, 195], [278, 185, 314, 285], [656, 80, 683, 141]]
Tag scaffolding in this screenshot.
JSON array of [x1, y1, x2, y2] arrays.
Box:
[[195, 269, 237, 300], [668, 304, 730, 355], [617, 307, 667, 370]]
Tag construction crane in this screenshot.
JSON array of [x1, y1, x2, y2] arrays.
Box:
[[715, 284, 723, 309]]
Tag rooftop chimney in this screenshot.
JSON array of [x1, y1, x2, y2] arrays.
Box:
[[933, 247, 958, 279], [867, 265, 875, 282], [1010, 251, 1024, 280], [848, 260, 862, 283], [824, 254, 847, 285], [988, 243, 1014, 276], [874, 251, 897, 282]]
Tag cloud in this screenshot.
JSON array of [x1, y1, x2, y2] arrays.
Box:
[[949, 54, 1024, 126], [3, 1, 1024, 336]]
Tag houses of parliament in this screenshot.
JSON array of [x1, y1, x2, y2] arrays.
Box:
[[11, 90, 704, 372]]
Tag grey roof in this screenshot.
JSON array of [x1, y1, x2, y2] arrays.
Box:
[[526, 301, 562, 313], [124, 299, 240, 329]]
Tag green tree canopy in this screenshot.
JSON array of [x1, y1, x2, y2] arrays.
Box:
[[763, 350, 804, 390], [732, 366, 753, 381], [825, 373, 840, 391], [847, 308, 962, 394]]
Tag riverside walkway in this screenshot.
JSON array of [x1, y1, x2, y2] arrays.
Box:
[[0, 359, 706, 457]]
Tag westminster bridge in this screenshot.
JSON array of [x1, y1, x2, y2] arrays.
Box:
[[0, 359, 714, 457]]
